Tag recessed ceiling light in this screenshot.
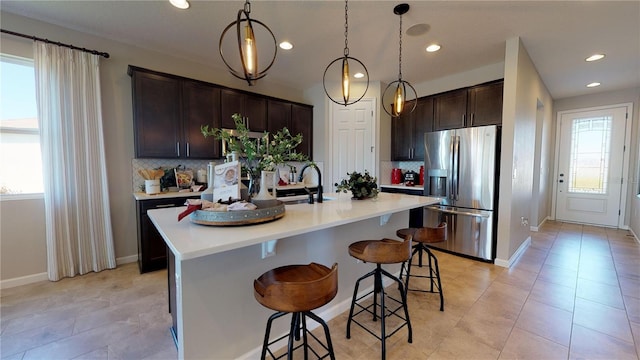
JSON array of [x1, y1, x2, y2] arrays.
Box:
[[585, 54, 605, 62], [426, 44, 441, 52], [169, 0, 189, 9], [586, 82, 601, 88], [279, 41, 293, 50], [354, 72, 364, 79]]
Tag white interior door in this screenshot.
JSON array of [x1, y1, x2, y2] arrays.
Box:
[[331, 99, 375, 192], [555, 106, 628, 226]]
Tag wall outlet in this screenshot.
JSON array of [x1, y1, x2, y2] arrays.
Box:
[[521, 217, 529, 227]]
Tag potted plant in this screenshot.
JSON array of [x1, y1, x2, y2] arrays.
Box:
[[201, 113, 309, 197], [335, 170, 379, 199]]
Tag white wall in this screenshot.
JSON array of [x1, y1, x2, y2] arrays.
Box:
[[553, 87, 640, 235], [496, 37, 553, 264], [0, 11, 304, 283]]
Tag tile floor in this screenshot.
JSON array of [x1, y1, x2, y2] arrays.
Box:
[[1, 221, 639, 359]]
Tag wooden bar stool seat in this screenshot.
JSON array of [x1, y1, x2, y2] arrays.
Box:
[[397, 222, 447, 311], [346, 236, 413, 359], [254, 262, 338, 360]]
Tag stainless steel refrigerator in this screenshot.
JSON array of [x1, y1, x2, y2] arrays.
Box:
[[423, 125, 499, 261]]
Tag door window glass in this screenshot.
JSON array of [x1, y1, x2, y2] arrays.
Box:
[[568, 116, 611, 194]]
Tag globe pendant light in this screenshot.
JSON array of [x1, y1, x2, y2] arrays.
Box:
[[219, 0, 277, 86], [323, 0, 369, 106], [383, 3, 417, 117]]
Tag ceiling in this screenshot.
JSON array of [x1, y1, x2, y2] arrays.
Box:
[[2, 1, 639, 100]]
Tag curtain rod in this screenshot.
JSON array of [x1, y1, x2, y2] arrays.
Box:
[[1, 29, 110, 58]]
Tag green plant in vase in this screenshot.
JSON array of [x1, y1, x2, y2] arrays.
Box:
[[201, 113, 309, 195], [335, 170, 379, 199]]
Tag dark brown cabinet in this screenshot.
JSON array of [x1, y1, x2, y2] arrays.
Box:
[[467, 81, 504, 127], [433, 80, 503, 131], [221, 89, 267, 132], [136, 196, 199, 273], [129, 65, 314, 160], [130, 68, 182, 158], [129, 66, 221, 159], [182, 80, 221, 159], [391, 97, 433, 161], [267, 100, 313, 158]]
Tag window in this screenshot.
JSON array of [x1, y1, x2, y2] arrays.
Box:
[[568, 116, 612, 194], [0, 54, 43, 196]]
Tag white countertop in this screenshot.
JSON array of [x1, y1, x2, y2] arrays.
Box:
[[148, 192, 439, 261], [133, 191, 204, 201], [380, 184, 425, 190]]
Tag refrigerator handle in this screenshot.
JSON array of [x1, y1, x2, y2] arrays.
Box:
[[449, 135, 455, 200], [453, 135, 460, 200]]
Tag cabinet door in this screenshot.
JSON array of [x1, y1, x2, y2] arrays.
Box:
[[244, 95, 267, 132], [137, 197, 198, 273], [433, 89, 467, 130], [290, 104, 313, 158], [182, 81, 221, 159], [220, 89, 244, 129], [468, 81, 503, 127], [267, 99, 291, 135], [412, 97, 434, 161], [131, 71, 181, 158], [391, 111, 414, 161]]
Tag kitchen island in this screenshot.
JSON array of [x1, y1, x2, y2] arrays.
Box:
[[148, 192, 440, 359]]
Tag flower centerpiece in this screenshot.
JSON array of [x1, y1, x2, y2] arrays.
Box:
[[335, 170, 379, 199], [201, 113, 309, 196]]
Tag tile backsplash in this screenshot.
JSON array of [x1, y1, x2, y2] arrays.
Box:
[[132, 159, 322, 192]]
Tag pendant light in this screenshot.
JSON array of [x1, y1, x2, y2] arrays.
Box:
[[219, 0, 277, 86], [323, 0, 369, 106], [383, 3, 417, 117]]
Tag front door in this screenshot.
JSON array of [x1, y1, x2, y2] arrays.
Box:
[[555, 105, 628, 226]]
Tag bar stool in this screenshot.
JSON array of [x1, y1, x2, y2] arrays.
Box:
[[254, 262, 338, 360], [346, 236, 413, 359], [397, 222, 447, 311]]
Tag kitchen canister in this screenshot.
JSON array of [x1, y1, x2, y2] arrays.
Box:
[[145, 179, 161, 194]]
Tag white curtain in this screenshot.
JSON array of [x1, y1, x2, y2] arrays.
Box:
[[34, 42, 116, 281]]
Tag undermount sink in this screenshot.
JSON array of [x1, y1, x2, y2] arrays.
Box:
[[280, 196, 334, 205]]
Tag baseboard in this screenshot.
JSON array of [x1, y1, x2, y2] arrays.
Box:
[[494, 236, 531, 268], [1, 255, 138, 290], [630, 227, 640, 245], [116, 254, 138, 265], [530, 216, 549, 232], [0, 272, 48, 290]]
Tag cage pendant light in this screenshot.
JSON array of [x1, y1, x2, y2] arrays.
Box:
[[323, 0, 369, 106], [219, 0, 277, 86], [383, 3, 417, 117]]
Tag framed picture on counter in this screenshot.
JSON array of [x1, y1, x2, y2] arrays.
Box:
[[212, 161, 241, 202]]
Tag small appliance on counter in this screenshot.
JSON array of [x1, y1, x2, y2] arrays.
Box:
[[403, 170, 418, 186], [391, 168, 403, 184]]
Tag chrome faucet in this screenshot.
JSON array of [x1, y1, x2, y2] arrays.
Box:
[[298, 163, 323, 203]]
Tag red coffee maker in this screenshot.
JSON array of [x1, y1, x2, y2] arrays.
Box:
[[391, 168, 402, 184], [419, 165, 424, 185]]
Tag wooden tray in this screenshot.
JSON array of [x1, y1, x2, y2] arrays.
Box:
[[190, 201, 285, 226]]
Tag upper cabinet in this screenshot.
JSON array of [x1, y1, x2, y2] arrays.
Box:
[[433, 80, 503, 131], [129, 66, 313, 160], [130, 67, 182, 158], [220, 89, 267, 132], [267, 100, 313, 158], [182, 80, 221, 159], [466, 81, 504, 127], [129, 66, 221, 159], [391, 97, 434, 161]]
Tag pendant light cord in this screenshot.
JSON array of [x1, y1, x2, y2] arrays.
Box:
[[398, 12, 403, 80], [244, 0, 251, 14], [344, 0, 349, 56]]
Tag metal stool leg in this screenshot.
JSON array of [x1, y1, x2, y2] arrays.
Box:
[[261, 311, 288, 360]]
